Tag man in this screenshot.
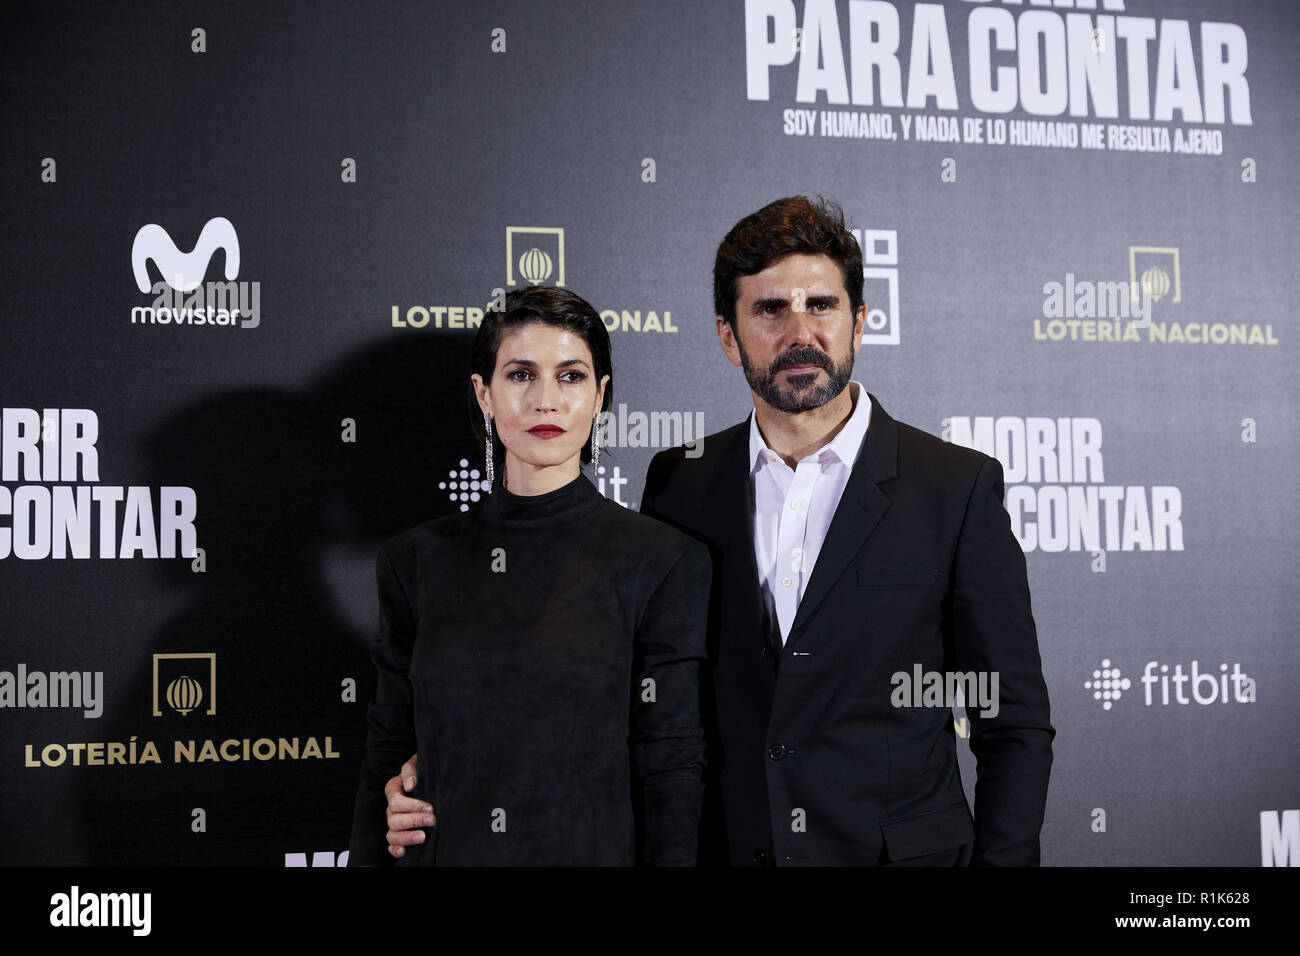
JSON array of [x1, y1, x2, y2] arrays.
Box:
[[379, 196, 1054, 865]]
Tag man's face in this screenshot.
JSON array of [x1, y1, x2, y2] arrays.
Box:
[[717, 253, 865, 414]]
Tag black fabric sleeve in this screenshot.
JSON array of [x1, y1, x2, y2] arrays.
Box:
[[629, 540, 710, 866], [951, 457, 1055, 866], [346, 543, 419, 867]]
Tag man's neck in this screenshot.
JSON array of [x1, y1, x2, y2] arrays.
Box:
[[754, 383, 859, 468]]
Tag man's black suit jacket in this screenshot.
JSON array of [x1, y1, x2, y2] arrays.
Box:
[[640, 393, 1054, 866]]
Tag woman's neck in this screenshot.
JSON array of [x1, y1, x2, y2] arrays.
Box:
[[502, 454, 582, 496]]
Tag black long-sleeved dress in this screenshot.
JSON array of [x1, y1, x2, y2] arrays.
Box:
[[348, 472, 709, 865]]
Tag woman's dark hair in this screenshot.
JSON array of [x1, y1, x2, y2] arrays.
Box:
[[468, 286, 613, 466], [713, 195, 864, 330]]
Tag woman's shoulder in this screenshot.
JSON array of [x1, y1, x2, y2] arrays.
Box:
[[376, 510, 475, 566], [588, 500, 712, 616], [591, 496, 710, 563]]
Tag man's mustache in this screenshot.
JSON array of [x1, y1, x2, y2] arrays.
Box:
[[771, 349, 831, 374]]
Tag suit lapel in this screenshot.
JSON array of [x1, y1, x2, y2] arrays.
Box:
[[785, 393, 898, 648]]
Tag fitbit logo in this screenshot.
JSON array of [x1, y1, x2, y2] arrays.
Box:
[[1082, 659, 1132, 711], [1140, 660, 1255, 706], [438, 458, 490, 513]]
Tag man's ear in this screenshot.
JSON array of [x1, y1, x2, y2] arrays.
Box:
[[851, 303, 866, 356], [716, 315, 743, 368]]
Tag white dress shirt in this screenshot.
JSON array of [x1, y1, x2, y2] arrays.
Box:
[[749, 381, 872, 645]]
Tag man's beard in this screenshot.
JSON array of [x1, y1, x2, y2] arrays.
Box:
[[737, 340, 855, 414]]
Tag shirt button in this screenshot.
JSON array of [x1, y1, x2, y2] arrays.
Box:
[[768, 744, 787, 760], [790, 500, 801, 510], [781, 576, 792, 587]]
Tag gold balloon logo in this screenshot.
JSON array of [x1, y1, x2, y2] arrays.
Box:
[[518, 248, 553, 285], [166, 675, 203, 715], [1140, 265, 1172, 302]]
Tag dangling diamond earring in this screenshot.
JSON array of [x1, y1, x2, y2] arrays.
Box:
[[590, 413, 601, 470], [484, 410, 495, 491]]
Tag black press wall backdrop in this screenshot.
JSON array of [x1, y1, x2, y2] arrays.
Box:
[[1, 0, 1297, 866]]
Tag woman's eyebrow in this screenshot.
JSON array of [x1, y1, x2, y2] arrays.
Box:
[[503, 357, 591, 368]]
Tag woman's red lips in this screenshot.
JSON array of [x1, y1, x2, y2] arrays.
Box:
[[528, 425, 565, 438]]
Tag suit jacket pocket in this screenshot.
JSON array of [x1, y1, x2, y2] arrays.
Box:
[[880, 802, 973, 862], [855, 567, 939, 587]]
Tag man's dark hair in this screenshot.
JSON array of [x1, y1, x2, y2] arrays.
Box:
[[713, 196, 864, 329], [468, 286, 613, 465]]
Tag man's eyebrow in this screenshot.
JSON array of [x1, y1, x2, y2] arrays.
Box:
[[750, 293, 841, 313]]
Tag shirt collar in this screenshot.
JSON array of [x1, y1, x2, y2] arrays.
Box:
[[748, 381, 872, 473]]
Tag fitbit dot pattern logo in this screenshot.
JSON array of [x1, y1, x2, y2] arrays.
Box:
[[439, 458, 490, 512], [1084, 658, 1132, 711]]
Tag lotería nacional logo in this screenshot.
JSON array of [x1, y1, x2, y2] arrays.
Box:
[[151, 652, 216, 717], [851, 227, 899, 345], [1033, 244, 1277, 345], [23, 650, 343, 768], [1128, 246, 1181, 309], [506, 226, 565, 287], [130, 216, 260, 329], [388, 225, 679, 335]]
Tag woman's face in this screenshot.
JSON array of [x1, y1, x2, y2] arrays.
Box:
[[472, 322, 608, 482]]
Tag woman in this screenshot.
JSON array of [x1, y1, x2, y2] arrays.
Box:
[[348, 286, 709, 865]]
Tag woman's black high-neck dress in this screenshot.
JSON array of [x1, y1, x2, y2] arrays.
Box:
[[348, 472, 709, 865]]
